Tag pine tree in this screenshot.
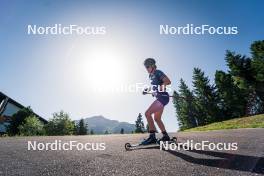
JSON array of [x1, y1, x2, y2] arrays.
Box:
[[215, 70, 247, 119], [73, 122, 78, 135], [192, 68, 220, 125], [135, 113, 145, 133], [77, 119, 87, 135], [90, 129, 94, 135], [225, 50, 262, 114], [173, 79, 197, 130], [251, 40, 264, 112]]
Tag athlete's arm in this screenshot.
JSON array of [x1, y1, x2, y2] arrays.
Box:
[[160, 76, 171, 92]]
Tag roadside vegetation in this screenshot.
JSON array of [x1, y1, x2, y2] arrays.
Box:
[[173, 40, 264, 131], [3, 108, 139, 137], [5, 108, 89, 136], [184, 114, 264, 132]]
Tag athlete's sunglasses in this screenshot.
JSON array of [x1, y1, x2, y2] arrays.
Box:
[[145, 65, 151, 69]]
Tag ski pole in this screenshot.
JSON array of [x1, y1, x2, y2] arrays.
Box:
[[144, 92, 190, 99], [144, 92, 175, 98]]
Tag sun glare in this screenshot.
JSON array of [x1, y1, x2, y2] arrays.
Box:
[[79, 46, 126, 93]]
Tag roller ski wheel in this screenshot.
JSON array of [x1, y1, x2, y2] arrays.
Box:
[[125, 143, 132, 151]]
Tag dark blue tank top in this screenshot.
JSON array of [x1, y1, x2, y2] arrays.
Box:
[[149, 69, 168, 93]]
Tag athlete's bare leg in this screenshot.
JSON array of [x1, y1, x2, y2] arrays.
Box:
[[154, 108, 166, 132], [145, 100, 164, 132]]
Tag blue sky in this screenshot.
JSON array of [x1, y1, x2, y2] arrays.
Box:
[[1, 0, 264, 132]]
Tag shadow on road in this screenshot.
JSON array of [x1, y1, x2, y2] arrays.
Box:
[[137, 145, 264, 174], [166, 148, 263, 174]]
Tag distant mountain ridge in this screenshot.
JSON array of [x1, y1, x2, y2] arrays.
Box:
[[75, 115, 135, 134]]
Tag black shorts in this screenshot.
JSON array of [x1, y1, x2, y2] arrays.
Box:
[[156, 92, 169, 106]]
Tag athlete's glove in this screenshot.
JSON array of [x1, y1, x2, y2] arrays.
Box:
[[152, 92, 158, 97], [142, 88, 149, 95]]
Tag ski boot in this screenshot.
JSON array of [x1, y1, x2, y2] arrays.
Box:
[[157, 132, 171, 144], [141, 133, 157, 145]]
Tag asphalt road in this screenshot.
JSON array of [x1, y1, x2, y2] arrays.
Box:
[[0, 128, 263, 176]]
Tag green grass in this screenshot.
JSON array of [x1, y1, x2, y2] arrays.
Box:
[[184, 114, 264, 132]]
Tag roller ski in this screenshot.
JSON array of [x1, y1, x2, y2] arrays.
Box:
[[125, 135, 177, 151]]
